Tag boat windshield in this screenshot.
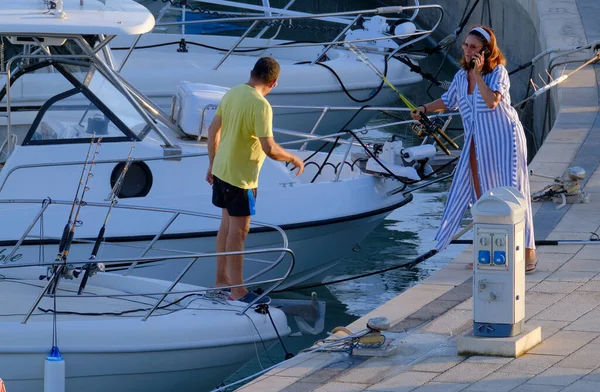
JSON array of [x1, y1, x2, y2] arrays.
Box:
[[4, 59, 147, 145]]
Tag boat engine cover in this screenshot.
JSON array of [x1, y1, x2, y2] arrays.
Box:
[[173, 81, 229, 138]]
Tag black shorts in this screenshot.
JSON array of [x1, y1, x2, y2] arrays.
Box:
[[212, 176, 257, 217]]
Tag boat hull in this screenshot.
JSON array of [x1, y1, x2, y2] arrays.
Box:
[[0, 198, 409, 290], [2, 342, 273, 392]]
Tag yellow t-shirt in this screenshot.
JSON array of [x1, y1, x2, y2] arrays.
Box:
[[211, 84, 273, 189]]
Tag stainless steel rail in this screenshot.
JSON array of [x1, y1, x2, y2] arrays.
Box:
[[0, 198, 292, 321]]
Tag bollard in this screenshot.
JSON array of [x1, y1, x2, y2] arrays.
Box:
[[471, 187, 526, 337]]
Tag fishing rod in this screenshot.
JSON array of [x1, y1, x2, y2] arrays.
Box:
[[40, 137, 96, 284], [77, 142, 136, 295], [346, 43, 458, 155], [46, 137, 103, 295]]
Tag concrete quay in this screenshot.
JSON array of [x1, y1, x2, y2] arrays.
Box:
[[237, 1, 600, 391]]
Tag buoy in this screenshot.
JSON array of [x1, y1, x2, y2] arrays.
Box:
[[44, 346, 65, 392]]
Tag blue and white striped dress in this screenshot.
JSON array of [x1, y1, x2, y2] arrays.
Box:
[[435, 65, 535, 251]]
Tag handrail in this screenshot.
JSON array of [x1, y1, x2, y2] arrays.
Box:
[[145, 2, 443, 69], [0, 197, 288, 251], [0, 152, 208, 193], [0, 197, 292, 321], [14, 246, 294, 323]]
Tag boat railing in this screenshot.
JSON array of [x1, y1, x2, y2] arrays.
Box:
[[0, 197, 294, 319], [176, 101, 456, 182], [0, 152, 209, 193], [132, 0, 444, 70]]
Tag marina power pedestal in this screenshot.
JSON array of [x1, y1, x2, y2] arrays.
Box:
[[472, 187, 526, 337]]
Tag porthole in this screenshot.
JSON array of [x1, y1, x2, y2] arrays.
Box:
[[110, 161, 153, 198]]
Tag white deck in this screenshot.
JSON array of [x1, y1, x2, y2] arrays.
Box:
[[0, 0, 154, 36]]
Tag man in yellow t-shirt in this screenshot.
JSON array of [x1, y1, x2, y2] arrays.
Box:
[[206, 57, 304, 305]]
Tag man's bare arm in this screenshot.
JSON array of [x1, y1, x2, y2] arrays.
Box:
[[207, 115, 222, 166], [259, 137, 304, 175], [206, 115, 222, 184]]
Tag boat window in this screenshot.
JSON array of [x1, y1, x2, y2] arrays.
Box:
[[86, 69, 147, 134], [26, 90, 133, 144], [20, 61, 146, 145]]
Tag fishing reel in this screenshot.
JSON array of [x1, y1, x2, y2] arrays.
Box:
[[411, 114, 458, 156]]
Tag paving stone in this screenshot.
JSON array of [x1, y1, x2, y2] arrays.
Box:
[[365, 371, 438, 392], [238, 375, 300, 391], [562, 380, 600, 392], [525, 271, 553, 284], [528, 330, 598, 356], [546, 231, 595, 241], [436, 278, 474, 302], [564, 306, 600, 333], [412, 382, 470, 392], [269, 352, 324, 375], [424, 266, 472, 286], [346, 285, 452, 332], [536, 244, 583, 254], [497, 354, 563, 375], [526, 366, 591, 386], [534, 251, 573, 264], [419, 309, 472, 336], [276, 355, 346, 378], [509, 385, 563, 392], [314, 382, 368, 392], [545, 270, 594, 283], [528, 320, 569, 340], [301, 367, 355, 385], [582, 367, 600, 382], [576, 244, 600, 260], [556, 343, 600, 369], [430, 357, 508, 383], [535, 260, 566, 273], [578, 280, 600, 292], [524, 291, 568, 319], [559, 259, 600, 273], [533, 292, 600, 322], [453, 297, 473, 311], [525, 280, 583, 294], [281, 382, 323, 392], [554, 213, 600, 233], [334, 358, 408, 385], [543, 127, 590, 145], [463, 371, 530, 392], [410, 355, 465, 373]]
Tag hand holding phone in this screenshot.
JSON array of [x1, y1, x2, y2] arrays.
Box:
[[469, 46, 490, 69]]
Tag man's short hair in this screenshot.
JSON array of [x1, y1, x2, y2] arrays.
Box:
[[251, 57, 280, 85]]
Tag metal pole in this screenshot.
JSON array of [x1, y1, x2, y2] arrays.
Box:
[[123, 213, 180, 275], [310, 14, 361, 65], [213, 20, 260, 70]]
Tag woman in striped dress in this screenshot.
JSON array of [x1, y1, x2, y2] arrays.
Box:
[[411, 26, 537, 272]]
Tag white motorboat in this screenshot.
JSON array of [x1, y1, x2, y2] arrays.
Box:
[[8, 0, 444, 133], [0, 0, 441, 290], [0, 259, 291, 392]]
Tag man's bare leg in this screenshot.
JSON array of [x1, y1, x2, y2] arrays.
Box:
[[214, 208, 231, 288], [226, 215, 251, 300]]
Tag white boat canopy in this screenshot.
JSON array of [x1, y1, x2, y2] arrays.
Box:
[[0, 0, 155, 36]]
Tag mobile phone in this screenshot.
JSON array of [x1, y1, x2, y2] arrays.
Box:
[[469, 46, 490, 69]]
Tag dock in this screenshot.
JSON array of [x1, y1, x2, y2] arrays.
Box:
[[237, 0, 600, 391]]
